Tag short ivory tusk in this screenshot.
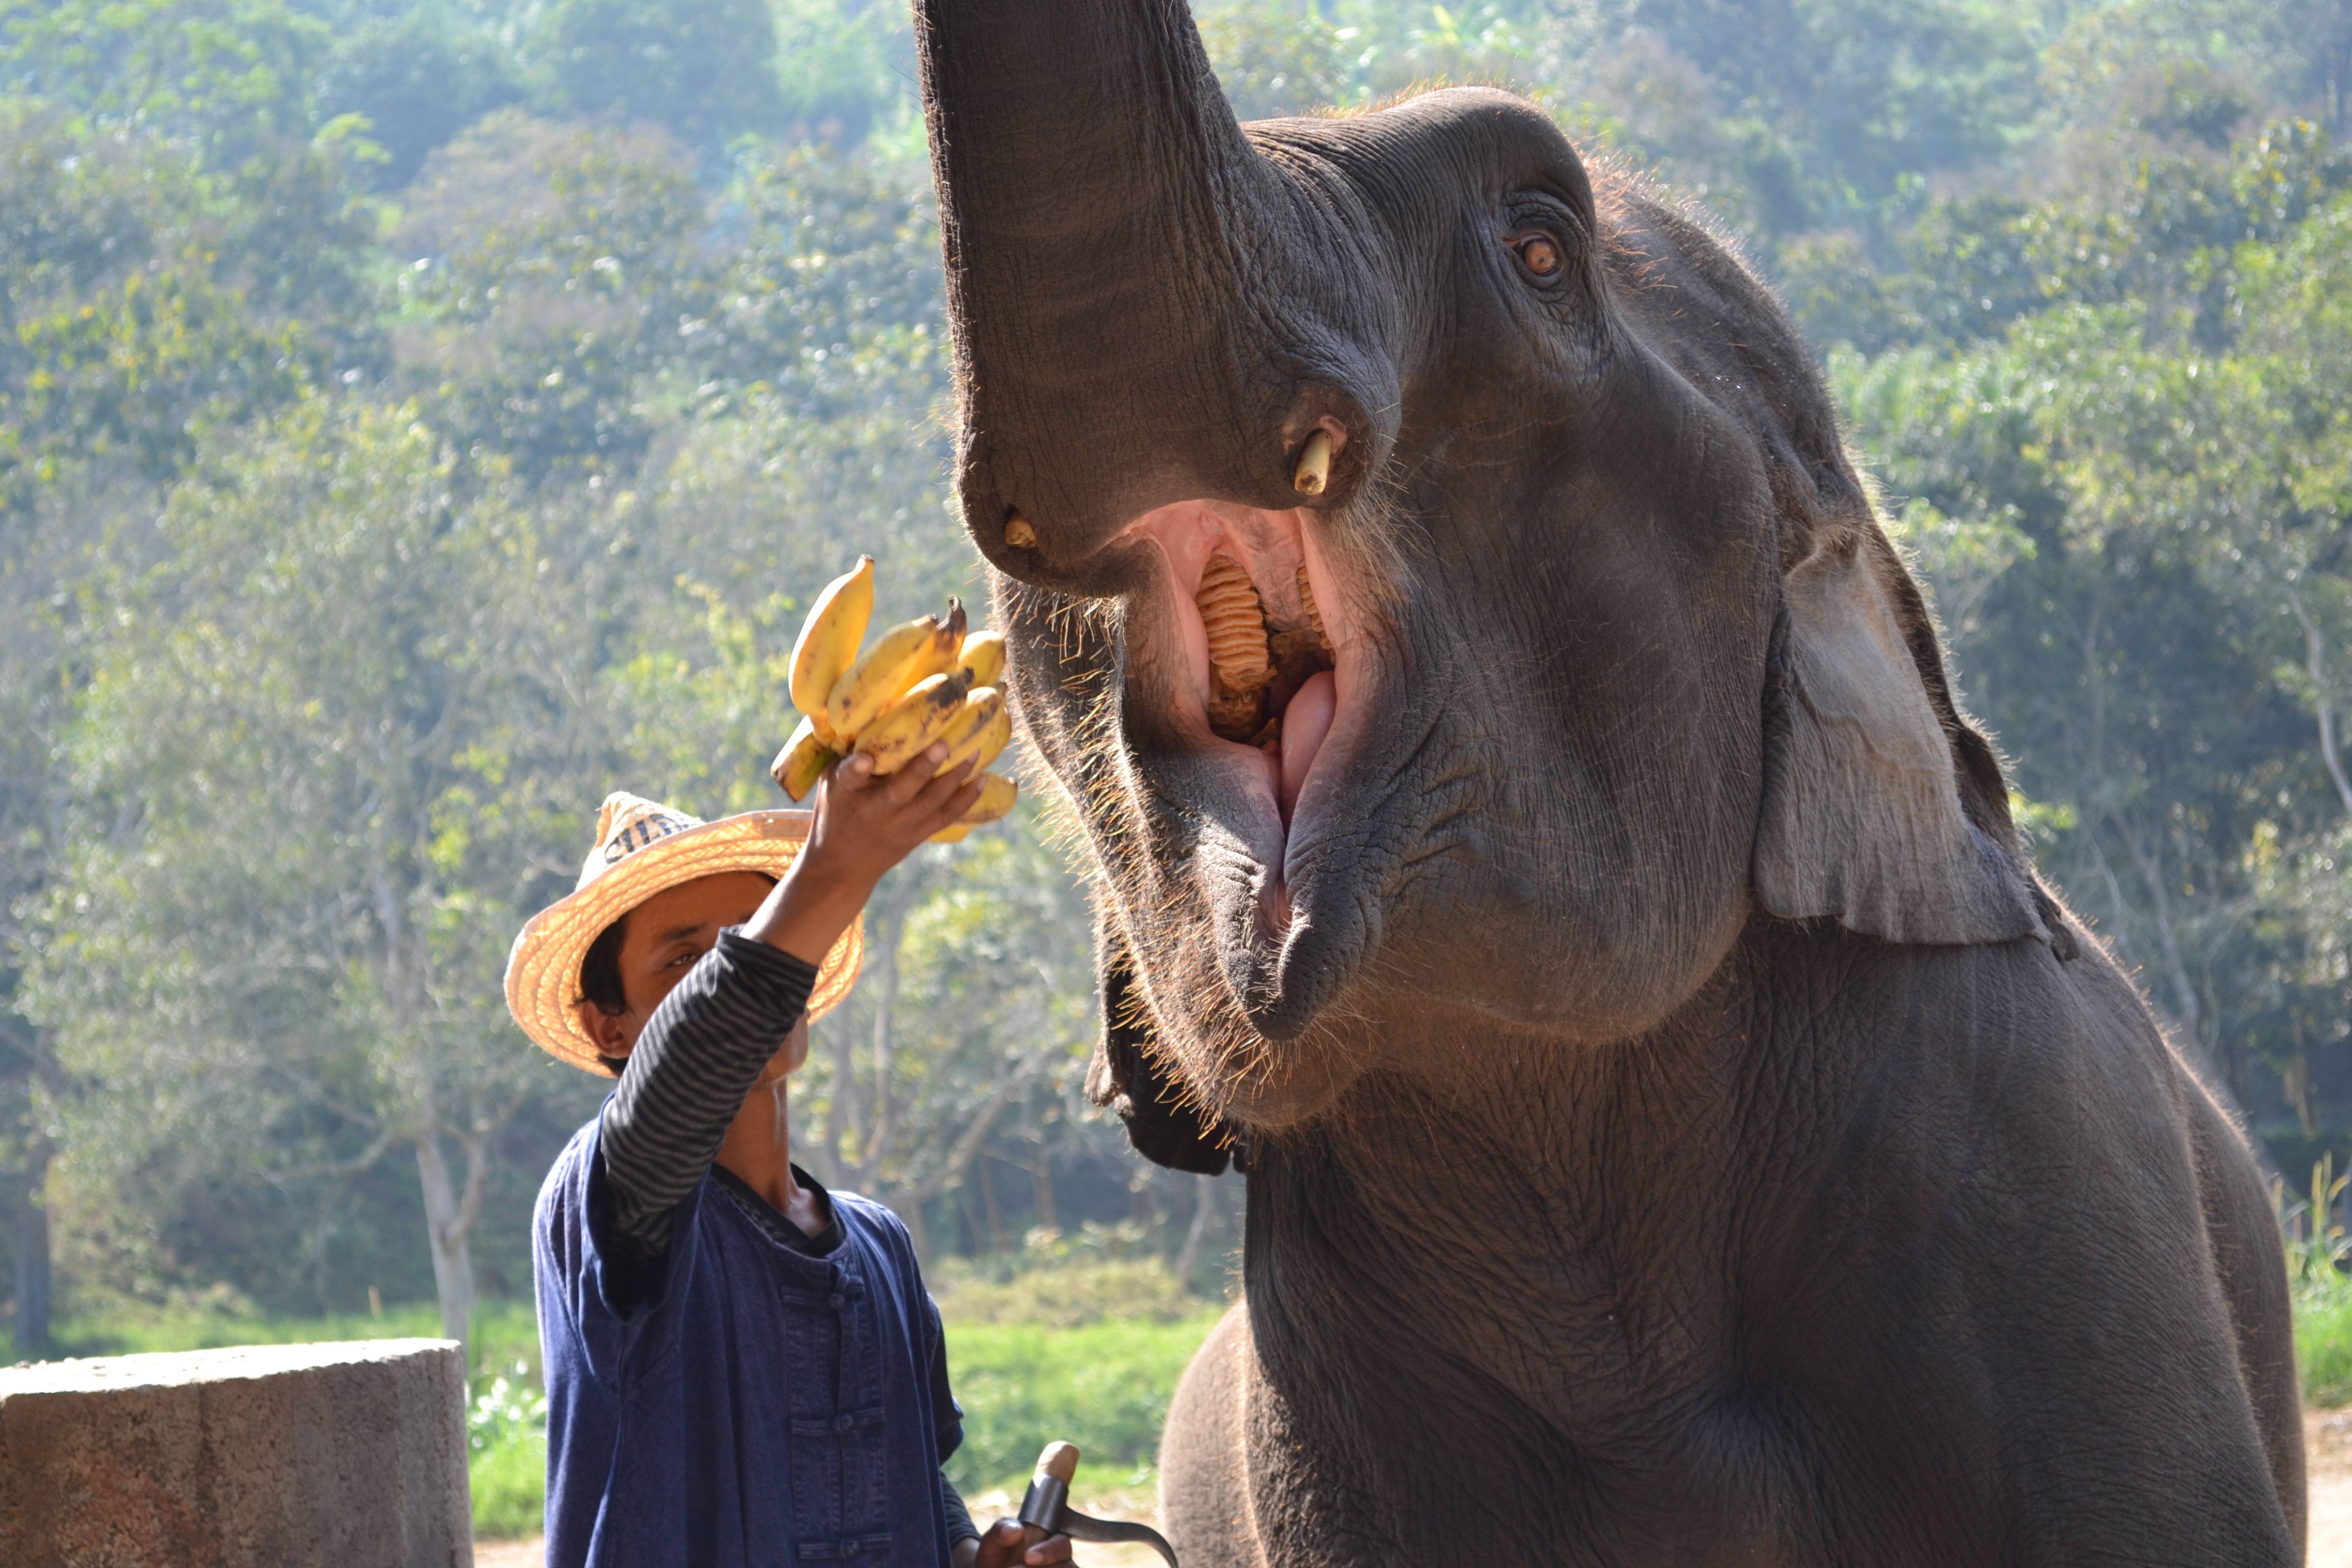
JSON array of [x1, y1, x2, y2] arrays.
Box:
[[1004, 513, 1038, 549], [1293, 430, 1333, 496]]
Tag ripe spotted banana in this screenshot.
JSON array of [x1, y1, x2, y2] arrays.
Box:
[[961, 771, 1018, 824], [827, 600, 966, 738], [770, 713, 840, 802], [957, 629, 1006, 690], [941, 699, 1011, 776], [934, 686, 1006, 773], [926, 768, 1016, 843], [853, 672, 972, 774], [790, 556, 874, 717]]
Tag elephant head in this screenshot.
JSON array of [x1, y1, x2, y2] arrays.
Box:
[[917, 1, 2048, 1152]]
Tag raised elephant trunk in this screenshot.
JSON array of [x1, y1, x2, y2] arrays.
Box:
[[916, 0, 1373, 575]]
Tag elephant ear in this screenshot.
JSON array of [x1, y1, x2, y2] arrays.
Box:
[[1754, 520, 2047, 946], [1084, 920, 1232, 1175]]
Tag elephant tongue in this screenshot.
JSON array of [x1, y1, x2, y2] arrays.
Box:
[[1279, 672, 1336, 825]]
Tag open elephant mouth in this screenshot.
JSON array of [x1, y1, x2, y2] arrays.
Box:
[[1128, 494, 1359, 896], [1108, 475, 1415, 1046]]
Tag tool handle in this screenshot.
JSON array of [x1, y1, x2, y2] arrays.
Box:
[[1020, 1441, 1081, 1548]]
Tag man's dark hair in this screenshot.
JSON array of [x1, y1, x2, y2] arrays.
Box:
[[578, 913, 633, 1018], [578, 913, 634, 1076]]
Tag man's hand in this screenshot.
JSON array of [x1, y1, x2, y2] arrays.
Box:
[[743, 744, 982, 968], [956, 1519, 1073, 1568]]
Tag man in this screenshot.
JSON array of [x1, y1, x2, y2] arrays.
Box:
[[505, 744, 1074, 1567]]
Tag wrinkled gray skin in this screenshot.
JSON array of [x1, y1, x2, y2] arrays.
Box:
[[914, 3, 2304, 1561]]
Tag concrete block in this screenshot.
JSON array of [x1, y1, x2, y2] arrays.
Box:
[[0, 1338, 472, 1568]]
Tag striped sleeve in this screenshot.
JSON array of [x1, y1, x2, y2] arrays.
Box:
[[598, 928, 819, 1258], [941, 1475, 978, 1546]]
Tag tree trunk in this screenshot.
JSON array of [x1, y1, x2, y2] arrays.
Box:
[[1028, 1154, 1058, 1235], [979, 1156, 1008, 1256], [414, 1132, 478, 1354], [1173, 1172, 1216, 1288], [14, 1134, 50, 1359], [2291, 596, 2352, 819]]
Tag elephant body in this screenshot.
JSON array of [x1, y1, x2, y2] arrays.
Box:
[[1160, 915, 2299, 1562], [909, 3, 2301, 1559]]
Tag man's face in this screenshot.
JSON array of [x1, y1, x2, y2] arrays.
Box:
[[579, 870, 810, 1082]]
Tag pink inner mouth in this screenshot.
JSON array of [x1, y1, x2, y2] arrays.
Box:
[[1124, 500, 1364, 902]]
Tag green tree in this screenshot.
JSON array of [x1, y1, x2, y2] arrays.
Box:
[[771, 0, 908, 146], [526, 0, 781, 151], [0, 0, 325, 161], [392, 110, 710, 482], [314, 13, 519, 189], [21, 397, 602, 1342]]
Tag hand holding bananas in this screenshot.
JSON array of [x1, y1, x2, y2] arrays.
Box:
[[748, 747, 982, 970], [771, 556, 1019, 843]]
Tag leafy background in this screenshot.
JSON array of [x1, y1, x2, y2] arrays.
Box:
[[8, 0, 2352, 1513]]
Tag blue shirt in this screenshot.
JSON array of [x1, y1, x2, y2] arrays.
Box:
[[534, 1119, 962, 1567]]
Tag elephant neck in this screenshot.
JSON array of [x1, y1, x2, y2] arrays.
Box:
[[1233, 926, 1816, 1452]]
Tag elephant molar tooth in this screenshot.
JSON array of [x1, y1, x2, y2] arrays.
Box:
[[1296, 566, 1328, 653], [1198, 555, 1272, 680], [1198, 553, 1273, 740]]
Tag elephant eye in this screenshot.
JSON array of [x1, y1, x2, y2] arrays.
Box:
[[1512, 234, 1562, 278]]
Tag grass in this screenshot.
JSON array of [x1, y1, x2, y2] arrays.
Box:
[[468, 1368, 552, 1539], [48, 1296, 542, 1375], [41, 1278, 1227, 1539], [942, 1309, 1226, 1494], [2301, 1291, 2352, 1406]]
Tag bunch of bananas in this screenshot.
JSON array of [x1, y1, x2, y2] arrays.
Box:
[[768, 557, 1018, 842]]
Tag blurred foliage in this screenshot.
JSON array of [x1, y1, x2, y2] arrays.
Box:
[[6, 0, 2352, 1366], [524, 0, 783, 152], [0, 3, 1221, 1345], [315, 14, 520, 189], [2281, 1158, 2352, 1403], [468, 1364, 552, 1535], [942, 1310, 1227, 1493], [930, 1250, 1203, 1328]]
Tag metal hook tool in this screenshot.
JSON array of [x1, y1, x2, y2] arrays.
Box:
[[1015, 1441, 1179, 1568]]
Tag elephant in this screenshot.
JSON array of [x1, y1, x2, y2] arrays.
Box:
[[911, 2, 2304, 1561]]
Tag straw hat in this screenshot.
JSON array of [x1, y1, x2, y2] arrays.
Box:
[[504, 791, 863, 1074]]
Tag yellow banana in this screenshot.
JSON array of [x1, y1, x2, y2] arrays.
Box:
[[933, 686, 1004, 773], [770, 714, 839, 802], [827, 604, 962, 738], [960, 772, 1018, 824], [853, 673, 971, 774], [789, 556, 874, 716], [930, 773, 1015, 840], [941, 700, 1011, 777], [956, 629, 1006, 690]]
